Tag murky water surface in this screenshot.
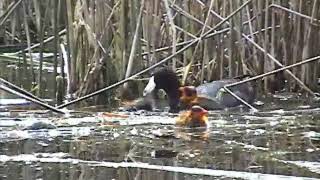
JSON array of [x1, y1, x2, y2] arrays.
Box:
[[0, 95, 319, 180]]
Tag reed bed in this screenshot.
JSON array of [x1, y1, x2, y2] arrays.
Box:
[[0, 0, 319, 106]]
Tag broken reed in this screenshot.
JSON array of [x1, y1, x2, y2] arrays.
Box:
[[0, 0, 319, 106]]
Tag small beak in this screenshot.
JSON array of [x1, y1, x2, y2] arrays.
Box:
[[179, 87, 185, 97], [201, 109, 208, 116], [179, 87, 185, 92]]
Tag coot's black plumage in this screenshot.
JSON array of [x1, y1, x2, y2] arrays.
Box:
[[143, 68, 181, 113]]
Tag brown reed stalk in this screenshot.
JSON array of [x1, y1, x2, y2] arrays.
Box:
[[2, 0, 320, 107]]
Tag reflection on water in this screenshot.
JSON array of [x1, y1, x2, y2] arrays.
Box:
[[1, 153, 318, 180], [0, 96, 319, 179]]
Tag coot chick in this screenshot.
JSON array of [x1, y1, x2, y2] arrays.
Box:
[[179, 86, 223, 110], [176, 105, 209, 128]]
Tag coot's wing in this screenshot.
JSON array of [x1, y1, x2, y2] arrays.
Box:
[[196, 80, 236, 98], [196, 95, 224, 110], [216, 83, 254, 107]]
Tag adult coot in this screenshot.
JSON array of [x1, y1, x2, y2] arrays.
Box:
[[143, 68, 256, 112]]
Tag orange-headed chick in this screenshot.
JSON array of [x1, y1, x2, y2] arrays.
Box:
[[176, 105, 209, 128], [179, 86, 198, 108], [179, 86, 224, 110]]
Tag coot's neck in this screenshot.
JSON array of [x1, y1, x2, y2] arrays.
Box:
[[152, 68, 181, 112], [163, 86, 180, 113]]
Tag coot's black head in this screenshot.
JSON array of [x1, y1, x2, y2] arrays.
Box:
[[143, 68, 180, 95], [143, 68, 180, 112]]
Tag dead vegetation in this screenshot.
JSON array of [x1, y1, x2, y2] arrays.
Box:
[[0, 0, 320, 106]]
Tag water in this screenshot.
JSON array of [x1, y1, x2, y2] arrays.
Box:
[[0, 94, 319, 179]]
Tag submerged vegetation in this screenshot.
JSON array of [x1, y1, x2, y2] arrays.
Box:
[[0, 0, 320, 107]]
